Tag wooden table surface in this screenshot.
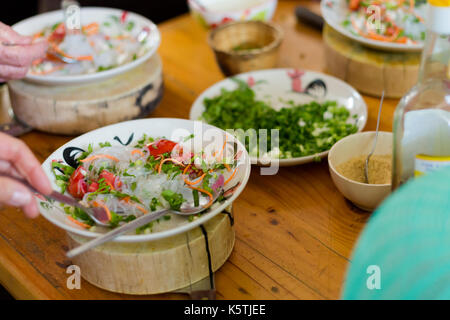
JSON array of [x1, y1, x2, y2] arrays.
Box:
[[0, 0, 399, 300]]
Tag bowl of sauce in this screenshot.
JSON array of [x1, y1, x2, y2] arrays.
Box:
[[208, 20, 283, 76]]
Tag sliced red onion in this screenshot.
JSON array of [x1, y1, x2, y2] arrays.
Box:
[[212, 174, 224, 192]]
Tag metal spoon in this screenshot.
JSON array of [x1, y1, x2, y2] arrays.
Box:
[[48, 49, 78, 64], [66, 186, 224, 258], [364, 91, 385, 184], [0, 173, 109, 225]]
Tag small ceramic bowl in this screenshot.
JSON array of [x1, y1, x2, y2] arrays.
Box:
[[188, 0, 278, 29], [208, 20, 283, 76], [328, 131, 393, 212]]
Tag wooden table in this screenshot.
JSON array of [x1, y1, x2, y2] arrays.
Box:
[[0, 0, 398, 299]]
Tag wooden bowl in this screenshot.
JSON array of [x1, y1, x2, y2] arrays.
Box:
[[323, 24, 420, 99], [68, 209, 235, 295], [7, 54, 163, 135], [208, 21, 283, 76], [328, 131, 393, 212]]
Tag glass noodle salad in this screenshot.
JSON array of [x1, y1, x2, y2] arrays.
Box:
[[50, 134, 240, 234], [31, 11, 149, 76], [343, 0, 427, 44]]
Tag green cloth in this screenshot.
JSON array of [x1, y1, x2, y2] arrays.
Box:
[[342, 166, 450, 299]]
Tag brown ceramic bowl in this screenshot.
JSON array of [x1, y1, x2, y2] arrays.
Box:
[[208, 20, 283, 76]]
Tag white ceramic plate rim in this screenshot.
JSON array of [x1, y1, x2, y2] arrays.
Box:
[[320, 0, 423, 52], [13, 7, 161, 85], [189, 68, 368, 166], [188, 0, 275, 14], [39, 118, 251, 242]]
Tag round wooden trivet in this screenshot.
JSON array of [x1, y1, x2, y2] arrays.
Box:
[[7, 54, 163, 135], [66, 210, 235, 295], [323, 24, 421, 99]]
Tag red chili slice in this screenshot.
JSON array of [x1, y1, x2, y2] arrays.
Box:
[[148, 139, 179, 157], [120, 11, 128, 23]]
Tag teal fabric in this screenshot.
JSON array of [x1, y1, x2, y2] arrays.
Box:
[[342, 166, 450, 300]]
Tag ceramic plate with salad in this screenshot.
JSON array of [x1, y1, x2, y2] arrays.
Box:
[[190, 69, 367, 166], [39, 118, 251, 242], [13, 7, 160, 85], [321, 0, 426, 52]]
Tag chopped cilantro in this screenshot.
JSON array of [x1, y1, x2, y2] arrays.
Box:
[[161, 190, 184, 211]]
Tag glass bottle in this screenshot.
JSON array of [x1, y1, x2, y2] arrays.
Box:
[[392, 0, 450, 190]]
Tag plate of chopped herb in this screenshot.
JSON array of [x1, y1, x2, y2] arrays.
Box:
[[190, 68, 367, 166], [39, 118, 250, 242]]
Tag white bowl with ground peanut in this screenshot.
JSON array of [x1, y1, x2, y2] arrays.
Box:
[[328, 131, 393, 212]]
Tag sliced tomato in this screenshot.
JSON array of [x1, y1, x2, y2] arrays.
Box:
[[99, 170, 121, 189], [68, 166, 87, 199], [148, 139, 179, 157], [87, 181, 99, 193], [120, 11, 128, 23]]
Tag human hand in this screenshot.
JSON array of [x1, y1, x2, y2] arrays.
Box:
[[0, 132, 52, 218], [0, 21, 48, 81]]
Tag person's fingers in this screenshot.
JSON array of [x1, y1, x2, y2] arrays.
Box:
[[0, 64, 28, 80], [0, 21, 32, 45], [21, 195, 40, 218], [0, 159, 21, 177], [0, 176, 38, 218], [0, 41, 48, 67], [0, 133, 52, 195]]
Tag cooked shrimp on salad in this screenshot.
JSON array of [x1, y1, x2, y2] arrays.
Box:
[[49, 134, 241, 234]]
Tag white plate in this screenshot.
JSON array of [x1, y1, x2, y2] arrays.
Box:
[[320, 0, 424, 52], [13, 7, 161, 86], [189, 68, 367, 166], [39, 118, 251, 242]]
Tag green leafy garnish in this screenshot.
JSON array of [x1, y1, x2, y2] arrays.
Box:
[[161, 190, 185, 211], [99, 141, 112, 148], [150, 197, 161, 211]]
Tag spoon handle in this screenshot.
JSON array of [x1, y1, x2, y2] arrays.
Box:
[[0, 173, 72, 204], [66, 208, 170, 258], [0, 173, 104, 223], [364, 91, 385, 183]]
